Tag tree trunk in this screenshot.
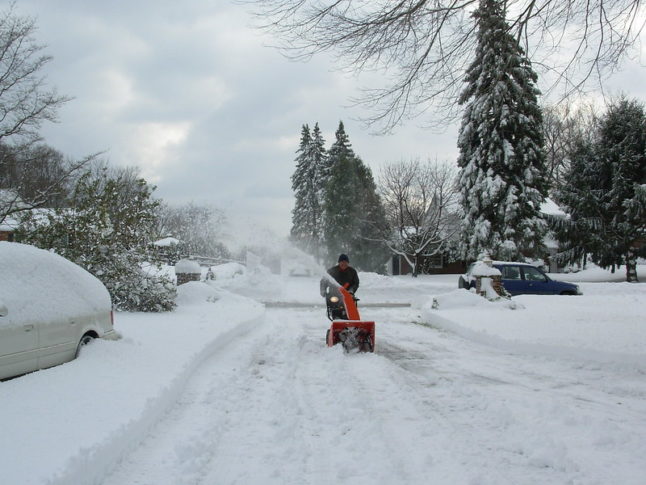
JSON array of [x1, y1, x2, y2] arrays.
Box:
[[626, 249, 639, 282]]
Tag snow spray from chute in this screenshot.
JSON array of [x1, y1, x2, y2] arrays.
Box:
[[272, 245, 376, 353], [239, 239, 376, 352]]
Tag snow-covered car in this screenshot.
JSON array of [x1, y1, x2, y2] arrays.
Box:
[[0, 242, 120, 380], [458, 261, 581, 296]]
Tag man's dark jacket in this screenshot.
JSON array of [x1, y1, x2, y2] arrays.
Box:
[[322, 264, 360, 295]]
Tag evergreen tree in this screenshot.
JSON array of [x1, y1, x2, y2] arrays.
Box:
[[551, 137, 602, 267], [290, 123, 326, 258], [598, 98, 646, 281], [457, 0, 548, 261], [310, 123, 327, 257], [353, 158, 390, 272], [291, 124, 313, 248], [556, 98, 646, 281], [322, 122, 388, 272]]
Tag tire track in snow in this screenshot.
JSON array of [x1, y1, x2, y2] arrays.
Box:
[[101, 311, 301, 485]]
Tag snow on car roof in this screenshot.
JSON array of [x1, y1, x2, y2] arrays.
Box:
[[0, 242, 111, 325]]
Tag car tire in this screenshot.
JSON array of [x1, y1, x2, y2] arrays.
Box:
[[75, 334, 95, 358], [560, 291, 576, 295]]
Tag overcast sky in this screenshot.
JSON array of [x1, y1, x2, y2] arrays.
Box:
[[13, 1, 646, 240]]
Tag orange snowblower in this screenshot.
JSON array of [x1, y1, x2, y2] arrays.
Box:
[[324, 285, 375, 352]]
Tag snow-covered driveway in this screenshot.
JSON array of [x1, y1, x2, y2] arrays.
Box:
[[102, 303, 646, 485]]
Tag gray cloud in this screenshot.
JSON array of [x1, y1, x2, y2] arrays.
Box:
[[13, 1, 645, 238]]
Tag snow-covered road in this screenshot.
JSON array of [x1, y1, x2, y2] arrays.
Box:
[[101, 303, 646, 485], [3, 267, 645, 485]]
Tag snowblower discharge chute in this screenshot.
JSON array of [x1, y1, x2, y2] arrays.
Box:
[[325, 286, 375, 353]]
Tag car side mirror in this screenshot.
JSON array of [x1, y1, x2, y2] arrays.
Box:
[[0, 304, 8, 317]]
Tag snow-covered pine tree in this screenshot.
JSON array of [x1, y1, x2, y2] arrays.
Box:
[[555, 98, 646, 281], [323, 122, 358, 260], [353, 158, 390, 272], [457, 0, 548, 261], [290, 123, 327, 259], [552, 137, 602, 268], [291, 124, 314, 249], [594, 98, 646, 281], [322, 121, 388, 271], [310, 122, 327, 259]]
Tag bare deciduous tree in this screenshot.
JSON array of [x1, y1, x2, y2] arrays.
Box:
[[0, 5, 80, 225], [248, 0, 644, 132], [0, 144, 97, 225], [156, 202, 230, 261], [379, 159, 459, 275], [0, 5, 70, 144]]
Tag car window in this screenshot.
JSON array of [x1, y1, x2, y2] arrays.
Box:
[[500, 265, 521, 280], [523, 266, 546, 281]]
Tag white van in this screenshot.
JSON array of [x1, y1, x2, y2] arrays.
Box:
[[0, 242, 119, 380]]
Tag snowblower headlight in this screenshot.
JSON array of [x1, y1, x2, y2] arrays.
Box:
[[329, 296, 340, 303]]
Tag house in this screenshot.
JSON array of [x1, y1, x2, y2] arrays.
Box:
[[0, 189, 24, 241], [0, 217, 16, 241], [390, 251, 465, 276]]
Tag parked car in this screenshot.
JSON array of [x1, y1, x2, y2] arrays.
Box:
[[458, 261, 581, 296], [0, 242, 120, 380]]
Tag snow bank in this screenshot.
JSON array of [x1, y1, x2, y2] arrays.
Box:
[[210, 262, 245, 280], [427, 288, 522, 310], [0, 282, 264, 485], [421, 283, 646, 368], [153, 237, 180, 247], [551, 263, 645, 283]]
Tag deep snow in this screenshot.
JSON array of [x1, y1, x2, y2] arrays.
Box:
[[1, 263, 645, 485]]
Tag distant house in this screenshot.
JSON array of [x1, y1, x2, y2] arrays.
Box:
[[390, 251, 465, 276], [0, 189, 24, 241], [0, 216, 17, 241]]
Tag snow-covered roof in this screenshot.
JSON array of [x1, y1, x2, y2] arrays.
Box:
[[154, 237, 181, 247], [0, 215, 18, 232]]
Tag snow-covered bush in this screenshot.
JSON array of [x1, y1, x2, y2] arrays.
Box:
[[17, 170, 176, 312]]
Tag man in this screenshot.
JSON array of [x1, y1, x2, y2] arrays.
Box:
[[320, 253, 360, 296]]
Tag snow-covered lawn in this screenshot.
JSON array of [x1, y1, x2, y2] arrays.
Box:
[[1, 265, 645, 484]]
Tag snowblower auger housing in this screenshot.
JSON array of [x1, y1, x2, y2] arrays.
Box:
[[325, 286, 375, 353]]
